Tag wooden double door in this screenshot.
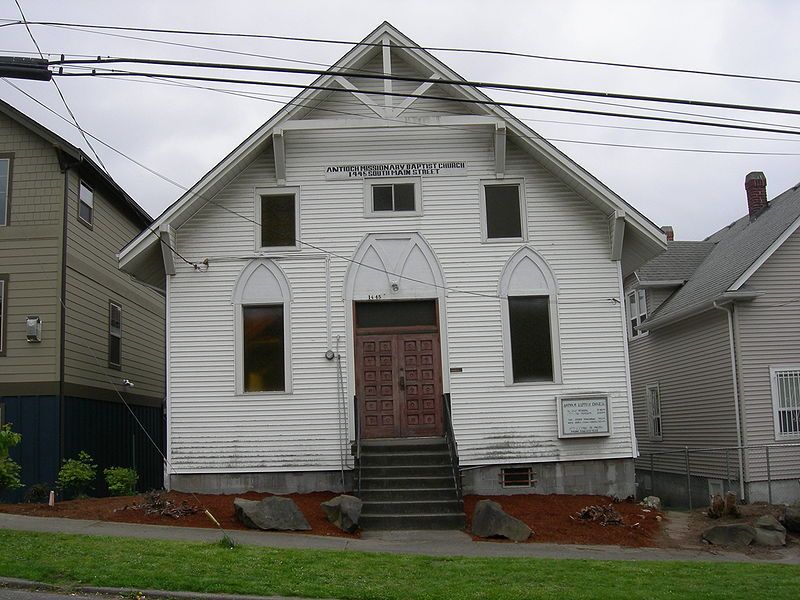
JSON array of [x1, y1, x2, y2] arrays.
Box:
[[354, 301, 444, 439]]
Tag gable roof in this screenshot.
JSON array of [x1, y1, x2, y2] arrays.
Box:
[[119, 21, 665, 281], [0, 97, 152, 227], [640, 182, 800, 329]]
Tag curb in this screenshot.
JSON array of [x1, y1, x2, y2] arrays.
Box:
[[0, 577, 330, 600]]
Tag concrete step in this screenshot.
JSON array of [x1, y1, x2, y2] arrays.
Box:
[[360, 513, 466, 531], [359, 488, 458, 502], [360, 465, 453, 478], [360, 437, 447, 452], [359, 475, 456, 490], [359, 451, 452, 467], [362, 499, 462, 516]]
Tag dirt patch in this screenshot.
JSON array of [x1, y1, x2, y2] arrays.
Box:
[[464, 494, 662, 547], [0, 491, 359, 539]]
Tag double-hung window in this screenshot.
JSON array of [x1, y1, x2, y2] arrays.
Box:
[[365, 179, 420, 216], [256, 187, 299, 251], [78, 181, 94, 227], [771, 367, 800, 438], [646, 383, 662, 440], [0, 156, 11, 226], [627, 288, 647, 339], [108, 302, 121, 368], [481, 180, 526, 242]]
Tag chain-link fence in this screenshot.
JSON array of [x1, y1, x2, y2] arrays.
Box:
[[636, 443, 800, 509]]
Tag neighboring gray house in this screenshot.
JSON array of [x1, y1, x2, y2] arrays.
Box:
[[626, 172, 800, 506], [0, 99, 165, 498]]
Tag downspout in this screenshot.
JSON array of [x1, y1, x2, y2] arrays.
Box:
[[713, 301, 746, 501]]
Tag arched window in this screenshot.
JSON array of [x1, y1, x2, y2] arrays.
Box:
[[232, 259, 292, 394], [498, 247, 561, 384]]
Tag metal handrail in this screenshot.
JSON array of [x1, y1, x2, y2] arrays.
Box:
[[353, 395, 362, 497], [442, 393, 463, 506]]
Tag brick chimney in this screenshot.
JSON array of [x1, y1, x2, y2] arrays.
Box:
[[661, 226, 674, 242], [745, 171, 768, 219]]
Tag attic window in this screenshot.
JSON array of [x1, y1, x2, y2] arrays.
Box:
[[365, 179, 421, 217], [500, 466, 535, 488], [627, 289, 647, 339], [78, 181, 93, 227], [256, 187, 300, 251], [481, 180, 526, 242]]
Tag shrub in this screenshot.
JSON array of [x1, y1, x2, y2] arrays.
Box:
[[0, 423, 23, 495], [104, 466, 138, 496], [56, 451, 97, 499], [23, 483, 50, 504]]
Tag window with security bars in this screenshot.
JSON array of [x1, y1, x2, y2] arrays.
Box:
[[646, 383, 662, 440], [772, 368, 800, 438], [500, 466, 535, 487]]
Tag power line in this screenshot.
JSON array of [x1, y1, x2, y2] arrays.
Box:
[[11, 1, 108, 171], [11, 18, 800, 86], [56, 69, 800, 138], [52, 55, 800, 118]]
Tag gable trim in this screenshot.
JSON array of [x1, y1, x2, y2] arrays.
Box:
[[728, 213, 800, 291]]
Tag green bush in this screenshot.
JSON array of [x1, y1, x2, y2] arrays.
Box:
[[23, 483, 50, 504], [0, 423, 23, 495], [56, 451, 97, 499], [104, 467, 138, 497]]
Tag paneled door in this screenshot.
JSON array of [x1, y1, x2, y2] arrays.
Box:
[[354, 301, 444, 439]]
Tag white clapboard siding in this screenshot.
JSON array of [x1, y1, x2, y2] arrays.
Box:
[[735, 229, 800, 481], [169, 123, 634, 474]]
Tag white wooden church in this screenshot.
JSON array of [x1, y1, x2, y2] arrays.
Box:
[[120, 22, 665, 524]]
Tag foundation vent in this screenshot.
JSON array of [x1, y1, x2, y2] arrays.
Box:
[[500, 466, 536, 488]]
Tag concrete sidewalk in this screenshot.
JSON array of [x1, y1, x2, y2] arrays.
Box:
[[1, 512, 797, 564]]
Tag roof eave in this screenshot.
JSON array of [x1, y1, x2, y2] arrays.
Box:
[[638, 291, 759, 332]]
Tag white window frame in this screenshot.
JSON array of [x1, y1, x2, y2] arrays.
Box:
[[646, 383, 662, 441], [770, 365, 800, 440], [480, 178, 527, 243], [108, 301, 122, 369], [254, 186, 300, 252], [0, 156, 11, 227], [627, 288, 648, 339], [78, 180, 94, 227], [364, 177, 422, 218], [0, 275, 7, 356], [232, 259, 292, 396]]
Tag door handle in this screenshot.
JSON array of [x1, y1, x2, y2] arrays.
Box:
[[399, 368, 405, 390]]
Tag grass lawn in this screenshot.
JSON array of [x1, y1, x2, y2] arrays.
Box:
[[0, 530, 798, 600]]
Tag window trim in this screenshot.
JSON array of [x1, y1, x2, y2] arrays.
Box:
[[498, 247, 562, 385], [479, 178, 527, 243], [646, 382, 662, 441], [0, 153, 13, 227], [232, 260, 292, 396], [363, 177, 422, 218], [626, 288, 648, 340], [108, 301, 122, 369], [254, 186, 300, 252], [77, 180, 94, 228], [770, 365, 800, 440], [0, 274, 8, 357]]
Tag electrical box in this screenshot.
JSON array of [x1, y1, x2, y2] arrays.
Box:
[[26, 316, 42, 343]]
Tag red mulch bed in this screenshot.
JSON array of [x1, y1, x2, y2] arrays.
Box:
[[464, 494, 662, 547], [0, 491, 359, 539]]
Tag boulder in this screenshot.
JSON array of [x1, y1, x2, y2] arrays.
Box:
[[753, 515, 786, 546], [321, 495, 362, 533], [784, 506, 800, 533], [701, 524, 756, 547], [640, 496, 661, 511], [234, 496, 311, 531], [472, 499, 532, 542]]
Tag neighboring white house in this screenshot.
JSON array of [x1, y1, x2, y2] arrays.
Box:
[[628, 172, 800, 506], [120, 22, 665, 499]]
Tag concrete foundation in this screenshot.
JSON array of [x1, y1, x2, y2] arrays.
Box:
[[169, 470, 352, 495], [461, 458, 635, 497]]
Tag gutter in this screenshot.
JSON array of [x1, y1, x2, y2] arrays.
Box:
[[637, 291, 758, 332], [636, 279, 686, 288], [713, 300, 747, 501]]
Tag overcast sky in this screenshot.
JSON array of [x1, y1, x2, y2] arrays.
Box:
[[2, 0, 799, 240]]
